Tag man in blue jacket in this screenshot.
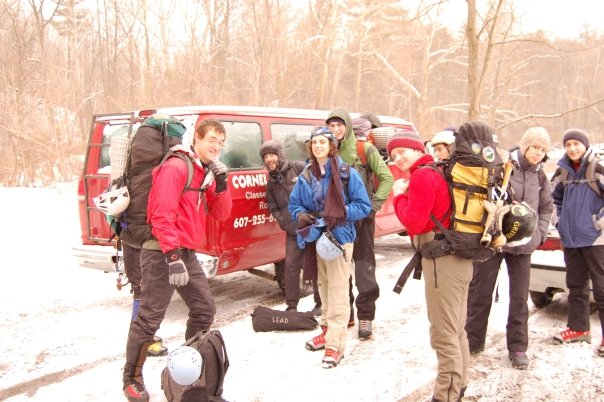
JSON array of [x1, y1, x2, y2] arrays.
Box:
[[551, 129, 604, 358]]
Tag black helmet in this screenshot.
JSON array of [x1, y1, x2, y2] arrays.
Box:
[[502, 202, 537, 244]]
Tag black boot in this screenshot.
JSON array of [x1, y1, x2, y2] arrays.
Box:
[[185, 325, 208, 342], [123, 340, 152, 402]]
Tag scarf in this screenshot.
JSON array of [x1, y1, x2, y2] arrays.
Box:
[[303, 156, 347, 282]]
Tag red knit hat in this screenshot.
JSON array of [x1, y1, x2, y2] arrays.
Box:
[[387, 131, 425, 155]]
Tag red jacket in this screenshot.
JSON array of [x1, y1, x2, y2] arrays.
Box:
[[393, 154, 451, 238], [148, 155, 232, 253]]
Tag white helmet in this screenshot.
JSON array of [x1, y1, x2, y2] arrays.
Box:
[[316, 232, 344, 260], [167, 346, 202, 386], [93, 186, 130, 216], [431, 130, 455, 146]]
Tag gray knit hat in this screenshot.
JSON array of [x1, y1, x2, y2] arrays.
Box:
[[520, 127, 551, 155]]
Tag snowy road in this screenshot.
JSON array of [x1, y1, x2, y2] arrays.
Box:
[[1, 184, 603, 401]]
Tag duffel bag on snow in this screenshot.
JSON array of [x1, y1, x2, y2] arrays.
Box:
[[161, 330, 229, 402], [251, 306, 318, 332]]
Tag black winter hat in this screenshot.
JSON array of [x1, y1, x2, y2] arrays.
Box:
[[562, 128, 590, 149]]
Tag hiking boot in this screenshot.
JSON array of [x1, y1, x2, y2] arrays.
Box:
[[305, 325, 327, 351], [358, 320, 372, 340], [553, 328, 591, 344], [310, 304, 322, 316], [469, 345, 484, 355], [146, 336, 167, 357], [598, 339, 604, 357], [123, 382, 149, 402], [321, 348, 343, 369], [508, 351, 529, 370]]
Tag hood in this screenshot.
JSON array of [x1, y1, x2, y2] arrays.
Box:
[[259, 139, 286, 170], [326, 108, 355, 155]]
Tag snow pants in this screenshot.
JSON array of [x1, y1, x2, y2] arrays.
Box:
[[564, 245, 604, 334], [466, 252, 531, 353], [123, 248, 216, 386], [415, 232, 473, 402], [317, 243, 354, 353], [352, 214, 380, 321]]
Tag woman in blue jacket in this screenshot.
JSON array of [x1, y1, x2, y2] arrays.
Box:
[[551, 129, 604, 358], [289, 126, 370, 368]]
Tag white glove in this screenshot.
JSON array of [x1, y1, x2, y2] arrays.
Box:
[[165, 249, 189, 287]]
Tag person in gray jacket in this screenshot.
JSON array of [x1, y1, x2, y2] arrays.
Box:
[[260, 140, 321, 313], [466, 127, 554, 369]]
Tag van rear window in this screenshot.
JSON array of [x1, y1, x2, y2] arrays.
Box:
[[271, 124, 314, 162], [219, 121, 263, 170]]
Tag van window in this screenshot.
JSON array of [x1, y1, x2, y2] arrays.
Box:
[[271, 124, 314, 162], [219, 121, 263, 169]]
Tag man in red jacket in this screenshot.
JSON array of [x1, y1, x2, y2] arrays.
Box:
[[388, 131, 473, 402], [122, 119, 232, 402]]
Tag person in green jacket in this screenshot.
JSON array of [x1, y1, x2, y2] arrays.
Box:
[[326, 108, 394, 340]]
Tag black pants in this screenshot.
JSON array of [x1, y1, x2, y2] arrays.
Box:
[[285, 235, 320, 309], [122, 243, 142, 299], [123, 248, 215, 385], [466, 252, 531, 353], [351, 215, 380, 321], [564, 245, 604, 333]]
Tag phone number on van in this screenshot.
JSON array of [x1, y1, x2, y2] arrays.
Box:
[[233, 214, 275, 228]]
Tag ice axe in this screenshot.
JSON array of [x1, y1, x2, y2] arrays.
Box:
[[480, 161, 513, 247]]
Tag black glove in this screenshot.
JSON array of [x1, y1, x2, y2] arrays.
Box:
[[208, 160, 228, 193], [165, 249, 189, 287], [297, 212, 316, 228]]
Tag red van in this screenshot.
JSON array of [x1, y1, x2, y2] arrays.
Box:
[[73, 106, 414, 287]]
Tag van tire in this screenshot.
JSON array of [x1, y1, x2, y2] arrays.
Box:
[[530, 290, 554, 308]]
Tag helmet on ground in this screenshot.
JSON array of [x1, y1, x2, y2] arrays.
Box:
[[93, 186, 130, 216], [502, 202, 537, 245], [316, 231, 344, 260], [431, 130, 455, 146], [167, 346, 202, 386]]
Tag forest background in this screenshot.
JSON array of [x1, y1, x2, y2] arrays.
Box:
[[1, 0, 603, 186]]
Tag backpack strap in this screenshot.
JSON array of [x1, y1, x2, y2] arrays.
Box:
[[207, 331, 229, 397], [357, 141, 368, 166], [557, 157, 604, 198], [340, 163, 351, 202]]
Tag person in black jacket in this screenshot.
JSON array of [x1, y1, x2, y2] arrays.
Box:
[[260, 140, 321, 314]]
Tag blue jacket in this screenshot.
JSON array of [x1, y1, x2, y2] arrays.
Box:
[[552, 149, 604, 248], [288, 157, 371, 249]]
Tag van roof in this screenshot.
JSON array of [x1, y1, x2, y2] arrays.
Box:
[[95, 105, 414, 127]]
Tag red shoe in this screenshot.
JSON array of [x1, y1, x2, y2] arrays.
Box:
[[553, 328, 591, 344], [322, 348, 343, 368], [305, 325, 327, 351], [123, 382, 149, 402]]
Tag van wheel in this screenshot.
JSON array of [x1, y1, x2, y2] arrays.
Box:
[[530, 290, 554, 308], [274, 261, 286, 293]]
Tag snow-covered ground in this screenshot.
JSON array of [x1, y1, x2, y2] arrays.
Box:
[[0, 183, 603, 402]]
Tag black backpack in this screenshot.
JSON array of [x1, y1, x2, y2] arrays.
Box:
[[114, 114, 200, 247], [161, 330, 230, 402]]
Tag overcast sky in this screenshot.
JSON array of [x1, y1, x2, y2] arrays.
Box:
[[435, 0, 603, 39]]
